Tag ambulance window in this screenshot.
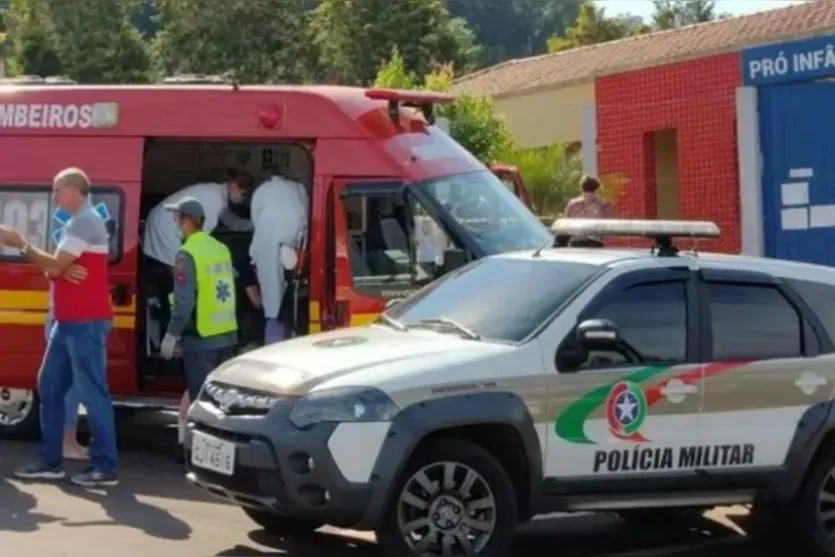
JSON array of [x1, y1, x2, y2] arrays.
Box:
[[343, 191, 458, 294], [46, 188, 124, 263], [0, 189, 51, 258]]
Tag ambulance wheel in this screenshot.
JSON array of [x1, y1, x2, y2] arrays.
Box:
[[375, 439, 517, 557], [242, 507, 324, 536], [780, 445, 835, 555], [0, 388, 40, 440]]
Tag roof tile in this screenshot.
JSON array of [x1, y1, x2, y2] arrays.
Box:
[[454, 0, 835, 97]]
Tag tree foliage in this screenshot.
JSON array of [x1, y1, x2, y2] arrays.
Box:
[[497, 143, 582, 216], [373, 54, 513, 163], [5, 0, 60, 77], [43, 0, 151, 83], [448, 0, 581, 66], [152, 0, 310, 83], [651, 0, 727, 29], [547, 1, 648, 53], [310, 0, 480, 86]]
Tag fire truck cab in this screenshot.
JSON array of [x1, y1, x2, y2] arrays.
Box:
[[0, 77, 553, 438]]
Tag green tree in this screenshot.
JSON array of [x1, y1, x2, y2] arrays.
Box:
[[310, 0, 480, 86], [497, 143, 582, 216], [152, 0, 310, 83], [5, 0, 62, 77], [547, 1, 648, 53], [373, 56, 513, 163], [448, 0, 581, 65], [651, 0, 727, 29], [45, 0, 151, 83]]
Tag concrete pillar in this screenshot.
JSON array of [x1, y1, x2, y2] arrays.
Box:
[[736, 86, 763, 257]]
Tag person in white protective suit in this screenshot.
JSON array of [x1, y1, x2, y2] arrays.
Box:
[[249, 174, 308, 344]]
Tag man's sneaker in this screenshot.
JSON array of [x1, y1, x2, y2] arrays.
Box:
[[13, 462, 66, 481], [70, 467, 119, 487]]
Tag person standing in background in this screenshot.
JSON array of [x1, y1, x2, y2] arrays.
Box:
[[562, 175, 614, 247], [2, 167, 118, 487]]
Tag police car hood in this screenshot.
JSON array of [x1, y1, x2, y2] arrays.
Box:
[[209, 325, 503, 395]]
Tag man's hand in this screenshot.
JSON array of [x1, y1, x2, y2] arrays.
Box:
[[62, 264, 87, 284], [0, 225, 26, 249], [160, 333, 179, 360]]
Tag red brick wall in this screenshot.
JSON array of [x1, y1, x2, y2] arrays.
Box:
[[595, 53, 741, 253]]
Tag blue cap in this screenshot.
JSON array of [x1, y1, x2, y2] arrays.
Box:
[[164, 196, 205, 220]]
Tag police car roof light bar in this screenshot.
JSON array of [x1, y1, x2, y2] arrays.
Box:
[[551, 218, 720, 239], [551, 218, 720, 257], [366, 88, 456, 125]]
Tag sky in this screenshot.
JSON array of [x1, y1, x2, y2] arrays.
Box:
[[596, 0, 808, 19]]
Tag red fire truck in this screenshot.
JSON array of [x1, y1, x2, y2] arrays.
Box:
[[0, 77, 552, 438]]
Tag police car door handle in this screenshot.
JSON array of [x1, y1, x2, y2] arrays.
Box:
[[660, 380, 698, 403]]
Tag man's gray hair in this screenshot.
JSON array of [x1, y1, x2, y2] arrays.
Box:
[[54, 167, 91, 196]]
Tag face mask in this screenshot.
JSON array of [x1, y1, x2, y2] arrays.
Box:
[[228, 190, 244, 204]]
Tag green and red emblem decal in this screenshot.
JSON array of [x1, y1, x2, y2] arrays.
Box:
[[605, 381, 647, 442], [554, 361, 748, 445]]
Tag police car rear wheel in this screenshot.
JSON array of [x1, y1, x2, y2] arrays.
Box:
[[0, 388, 39, 440], [241, 507, 324, 536], [376, 439, 517, 557], [785, 446, 835, 555]]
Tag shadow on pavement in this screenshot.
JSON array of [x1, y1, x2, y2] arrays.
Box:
[[0, 477, 64, 532], [216, 512, 749, 557], [57, 482, 193, 540]]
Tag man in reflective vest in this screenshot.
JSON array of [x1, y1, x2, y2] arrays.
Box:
[[159, 197, 238, 457]]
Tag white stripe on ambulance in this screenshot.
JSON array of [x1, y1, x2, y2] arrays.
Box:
[[0, 104, 94, 129]]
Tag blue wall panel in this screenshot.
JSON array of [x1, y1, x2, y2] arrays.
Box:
[[760, 82, 835, 265]]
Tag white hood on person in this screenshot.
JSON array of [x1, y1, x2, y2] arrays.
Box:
[[249, 176, 309, 320]]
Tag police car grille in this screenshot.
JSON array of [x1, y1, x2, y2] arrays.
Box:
[[190, 464, 286, 500]]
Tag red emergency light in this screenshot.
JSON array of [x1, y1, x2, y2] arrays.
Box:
[[365, 88, 455, 125]]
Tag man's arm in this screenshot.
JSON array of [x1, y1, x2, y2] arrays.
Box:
[[166, 251, 197, 338], [21, 215, 100, 275], [219, 208, 254, 232]]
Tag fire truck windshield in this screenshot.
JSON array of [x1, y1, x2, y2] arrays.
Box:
[[416, 170, 552, 255]]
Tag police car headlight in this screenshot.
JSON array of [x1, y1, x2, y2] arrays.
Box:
[[289, 386, 400, 429]]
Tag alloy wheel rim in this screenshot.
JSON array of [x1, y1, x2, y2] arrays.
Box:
[[0, 388, 34, 427], [397, 460, 497, 556]]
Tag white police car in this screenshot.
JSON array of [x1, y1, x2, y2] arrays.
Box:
[[184, 218, 835, 556]]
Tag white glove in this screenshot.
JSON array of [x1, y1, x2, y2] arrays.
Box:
[[160, 333, 178, 360]]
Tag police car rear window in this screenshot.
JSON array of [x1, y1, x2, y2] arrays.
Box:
[[386, 258, 601, 342]]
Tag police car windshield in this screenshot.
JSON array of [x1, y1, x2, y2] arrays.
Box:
[[416, 170, 552, 255], [385, 258, 602, 342]]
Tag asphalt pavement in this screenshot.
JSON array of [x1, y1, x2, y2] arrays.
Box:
[[0, 411, 776, 557]]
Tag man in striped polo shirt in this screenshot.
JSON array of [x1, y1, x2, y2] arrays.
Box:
[[0, 167, 118, 487]]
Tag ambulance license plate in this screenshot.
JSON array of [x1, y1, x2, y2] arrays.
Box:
[[191, 431, 236, 476]]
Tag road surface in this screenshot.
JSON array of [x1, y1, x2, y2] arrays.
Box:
[[0, 412, 774, 556]]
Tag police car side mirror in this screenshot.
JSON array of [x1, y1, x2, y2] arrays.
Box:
[[576, 318, 621, 350]]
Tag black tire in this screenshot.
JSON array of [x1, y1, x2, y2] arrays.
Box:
[[242, 507, 324, 536], [375, 438, 518, 557], [0, 389, 40, 440], [779, 446, 835, 555]]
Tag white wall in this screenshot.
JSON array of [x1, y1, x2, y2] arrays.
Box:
[[736, 86, 763, 257]]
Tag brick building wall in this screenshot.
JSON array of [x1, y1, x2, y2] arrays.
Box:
[[595, 53, 741, 253]]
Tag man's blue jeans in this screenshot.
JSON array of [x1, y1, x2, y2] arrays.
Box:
[[38, 320, 117, 473], [45, 319, 80, 430]]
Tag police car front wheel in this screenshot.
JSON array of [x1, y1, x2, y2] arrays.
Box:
[[375, 439, 517, 557]]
